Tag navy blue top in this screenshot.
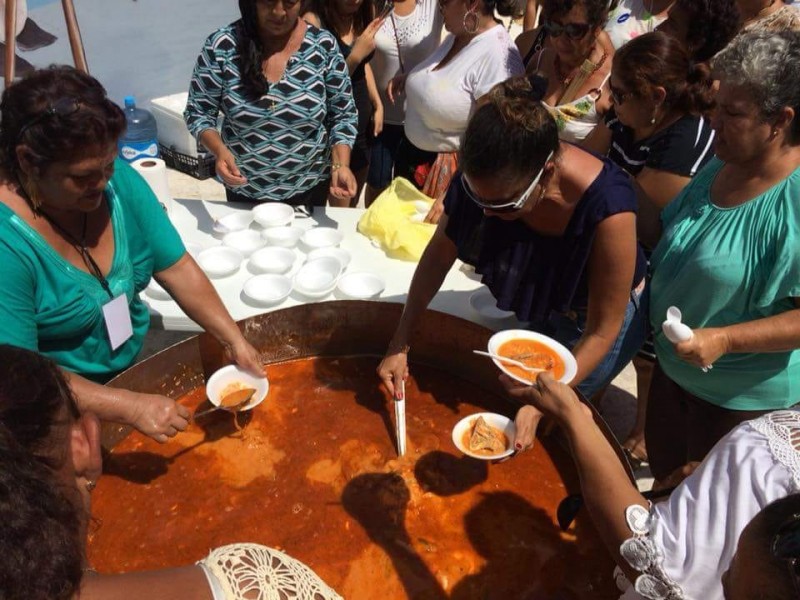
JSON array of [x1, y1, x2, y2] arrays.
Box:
[[444, 159, 647, 325]]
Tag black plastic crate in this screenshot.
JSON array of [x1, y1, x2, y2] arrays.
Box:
[[159, 144, 216, 180]]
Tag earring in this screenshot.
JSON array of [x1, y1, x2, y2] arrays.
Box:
[[462, 9, 479, 34], [19, 171, 41, 211], [85, 479, 97, 493], [650, 114, 657, 125]]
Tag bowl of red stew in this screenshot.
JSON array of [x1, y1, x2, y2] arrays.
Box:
[[487, 330, 577, 386], [452, 412, 516, 460]]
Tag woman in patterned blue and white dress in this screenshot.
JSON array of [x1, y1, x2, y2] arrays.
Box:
[[185, 0, 359, 207]]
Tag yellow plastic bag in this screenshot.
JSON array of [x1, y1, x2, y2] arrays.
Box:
[[357, 177, 436, 261]]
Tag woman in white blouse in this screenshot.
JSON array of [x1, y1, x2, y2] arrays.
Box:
[[365, 0, 443, 205], [504, 372, 800, 600], [388, 0, 525, 223]]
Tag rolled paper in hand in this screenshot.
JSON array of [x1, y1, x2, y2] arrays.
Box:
[[662, 305, 694, 344], [662, 306, 711, 372], [662, 320, 694, 344]]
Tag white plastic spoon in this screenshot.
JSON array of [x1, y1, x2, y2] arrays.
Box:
[[472, 350, 548, 374]]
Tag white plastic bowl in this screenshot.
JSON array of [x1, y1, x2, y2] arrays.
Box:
[[469, 287, 516, 320], [301, 227, 343, 249], [337, 271, 385, 300], [306, 247, 351, 271], [293, 256, 341, 299], [252, 203, 295, 229], [243, 274, 292, 306], [487, 329, 577, 385], [145, 278, 171, 301], [213, 211, 253, 235], [249, 246, 296, 274], [222, 229, 266, 257], [197, 246, 244, 278], [206, 364, 269, 412], [452, 412, 516, 460], [262, 225, 304, 248]]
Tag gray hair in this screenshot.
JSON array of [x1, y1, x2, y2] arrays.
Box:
[[713, 30, 800, 142]]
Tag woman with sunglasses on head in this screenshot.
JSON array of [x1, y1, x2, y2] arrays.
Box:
[[378, 77, 648, 449], [495, 369, 800, 599], [516, 0, 613, 144], [0, 66, 263, 445], [185, 0, 359, 207], [0, 345, 343, 600], [387, 0, 524, 224], [643, 31, 800, 484], [363, 0, 444, 206]]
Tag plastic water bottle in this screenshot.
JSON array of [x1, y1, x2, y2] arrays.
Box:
[[118, 96, 159, 163]]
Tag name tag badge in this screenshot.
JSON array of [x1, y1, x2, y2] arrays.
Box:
[[102, 294, 134, 351]]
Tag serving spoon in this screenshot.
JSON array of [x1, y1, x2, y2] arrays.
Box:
[[194, 388, 257, 419], [472, 350, 549, 374]]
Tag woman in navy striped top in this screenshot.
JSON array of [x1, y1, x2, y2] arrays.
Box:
[[185, 0, 359, 206]]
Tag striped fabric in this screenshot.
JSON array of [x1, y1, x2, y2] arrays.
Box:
[[185, 22, 357, 202], [605, 111, 715, 178]]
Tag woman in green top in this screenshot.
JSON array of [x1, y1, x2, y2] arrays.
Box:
[[0, 66, 263, 443], [646, 31, 800, 482]]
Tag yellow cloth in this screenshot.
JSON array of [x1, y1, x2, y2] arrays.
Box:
[[357, 177, 436, 261]]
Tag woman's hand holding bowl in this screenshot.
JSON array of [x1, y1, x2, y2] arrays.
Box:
[[224, 336, 265, 379], [500, 372, 592, 434], [512, 404, 544, 452]]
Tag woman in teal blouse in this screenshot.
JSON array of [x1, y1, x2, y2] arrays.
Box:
[[646, 31, 800, 482], [0, 66, 263, 443]]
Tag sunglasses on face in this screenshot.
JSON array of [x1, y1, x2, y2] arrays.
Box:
[[17, 97, 81, 142], [609, 83, 633, 106], [462, 151, 554, 214], [773, 513, 800, 596], [542, 20, 592, 40]]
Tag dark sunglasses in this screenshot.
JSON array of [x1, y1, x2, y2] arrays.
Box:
[[462, 151, 553, 214], [773, 513, 800, 595], [542, 20, 592, 40], [609, 83, 633, 106], [17, 97, 81, 142]]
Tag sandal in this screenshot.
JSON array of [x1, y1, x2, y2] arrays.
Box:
[[623, 447, 650, 470]]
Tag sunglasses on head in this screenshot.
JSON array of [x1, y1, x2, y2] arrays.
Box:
[[462, 151, 554, 214], [773, 513, 800, 596], [17, 97, 81, 142], [542, 20, 592, 40]]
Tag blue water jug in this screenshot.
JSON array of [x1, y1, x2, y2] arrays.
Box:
[[118, 95, 159, 162]]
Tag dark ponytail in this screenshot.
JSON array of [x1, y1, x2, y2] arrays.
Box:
[[614, 31, 715, 117], [0, 346, 85, 599], [0, 424, 84, 600], [237, 0, 268, 97]]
